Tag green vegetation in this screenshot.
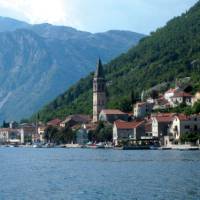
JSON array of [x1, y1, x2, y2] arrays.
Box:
[[88, 122, 113, 142], [155, 101, 200, 115], [180, 132, 200, 143], [44, 126, 75, 144], [34, 1, 200, 122]]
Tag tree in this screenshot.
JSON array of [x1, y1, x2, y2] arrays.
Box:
[[193, 100, 200, 114]]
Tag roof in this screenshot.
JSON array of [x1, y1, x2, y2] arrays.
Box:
[[114, 120, 144, 129], [94, 58, 104, 78], [165, 88, 177, 94], [175, 114, 188, 121], [152, 113, 175, 123], [136, 102, 146, 107], [47, 118, 61, 126], [83, 123, 98, 131], [173, 92, 193, 98], [61, 115, 91, 124], [101, 109, 127, 115]]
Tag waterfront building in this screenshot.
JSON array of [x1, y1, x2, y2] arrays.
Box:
[[19, 123, 36, 143], [113, 120, 145, 146], [99, 109, 129, 123], [93, 58, 106, 122], [168, 114, 200, 141], [0, 128, 22, 144], [151, 113, 175, 140]]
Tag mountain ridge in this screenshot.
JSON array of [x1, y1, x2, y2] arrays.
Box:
[[0, 17, 145, 122]]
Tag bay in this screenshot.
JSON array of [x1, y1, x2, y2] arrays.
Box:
[[0, 148, 200, 200]]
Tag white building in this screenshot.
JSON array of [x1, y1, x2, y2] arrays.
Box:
[[164, 88, 179, 102], [169, 114, 200, 141], [113, 120, 145, 146], [170, 92, 193, 107], [192, 91, 200, 106], [0, 128, 22, 144]]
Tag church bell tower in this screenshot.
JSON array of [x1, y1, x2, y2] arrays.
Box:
[[93, 58, 106, 122]]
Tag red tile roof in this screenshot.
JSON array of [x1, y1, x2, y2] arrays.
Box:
[[101, 109, 127, 115], [152, 113, 175, 123], [175, 114, 188, 121], [173, 92, 193, 98], [114, 120, 144, 129], [155, 116, 174, 122], [47, 118, 62, 126]]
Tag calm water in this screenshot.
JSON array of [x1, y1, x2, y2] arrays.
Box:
[[0, 148, 200, 200]]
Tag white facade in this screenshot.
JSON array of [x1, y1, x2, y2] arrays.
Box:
[[152, 118, 159, 137], [113, 123, 135, 146], [164, 88, 178, 101], [169, 115, 200, 140]]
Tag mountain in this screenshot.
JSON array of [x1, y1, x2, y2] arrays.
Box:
[[0, 17, 29, 32], [0, 18, 145, 122], [36, 1, 200, 122]]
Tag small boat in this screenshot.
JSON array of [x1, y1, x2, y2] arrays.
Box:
[[160, 147, 172, 150], [96, 142, 105, 149], [32, 144, 42, 148], [149, 146, 159, 150]]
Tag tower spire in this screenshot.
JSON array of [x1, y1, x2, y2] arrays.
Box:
[[95, 57, 104, 78]]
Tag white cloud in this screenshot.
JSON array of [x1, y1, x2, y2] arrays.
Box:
[[0, 0, 80, 27]]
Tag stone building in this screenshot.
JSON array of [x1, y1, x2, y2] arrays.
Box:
[[99, 109, 129, 123], [93, 58, 106, 122], [134, 102, 154, 118]]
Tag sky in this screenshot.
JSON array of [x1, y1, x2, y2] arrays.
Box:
[[0, 0, 198, 34]]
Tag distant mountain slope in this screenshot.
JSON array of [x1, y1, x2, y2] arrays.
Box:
[[36, 1, 200, 122], [0, 18, 145, 122], [0, 17, 29, 32]]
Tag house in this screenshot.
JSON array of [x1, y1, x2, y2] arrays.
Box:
[[37, 125, 46, 142], [169, 114, 200, 141], [192, 91, 200, 105], [113, 120, 145, 146], [153, 97, 170, 110], [151, 113, 175, 140], [19, 123, 37, 143], [0, 128, 22, 144], [164, 88, 179, 101], [47, 118, 62, 127], [170, 92, 193, 107], [134, 102, 154, 118], [60, 115, 91, 128], [99, 109, 129, 123]]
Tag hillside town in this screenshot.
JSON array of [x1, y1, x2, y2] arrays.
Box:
[[0, 59, 200, 150]]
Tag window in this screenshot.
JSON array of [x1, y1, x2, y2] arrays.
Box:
[[184, 125, 190, 129]]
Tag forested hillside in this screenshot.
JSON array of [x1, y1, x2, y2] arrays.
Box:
[[35, 1, 200, 122]]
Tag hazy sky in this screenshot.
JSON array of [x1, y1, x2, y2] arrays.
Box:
[[0, 0, 198, 34]]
